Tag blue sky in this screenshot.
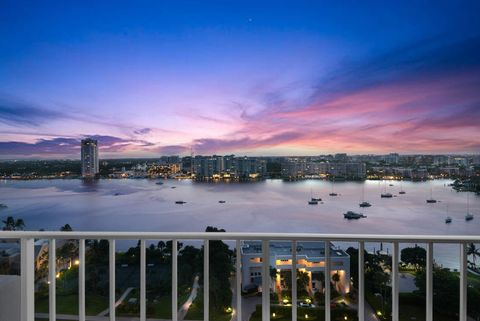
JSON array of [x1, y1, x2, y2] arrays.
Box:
[[1, 1, 479, 158]]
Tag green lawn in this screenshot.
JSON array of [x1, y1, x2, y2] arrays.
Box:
[[399, 293, 459, 321], [145, 292, 191, 319], [35, 293, 108, 315], [248, 304, 357, 321], [184, 291, 232, 321], [467, 271, 480, 287]]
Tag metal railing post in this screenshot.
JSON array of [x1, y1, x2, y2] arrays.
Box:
[[140, 239, 146, 321], [291, 240, 297, 321], [392, 242, 399, 321], [262, 240, 270, 321], [21, 238, 34, 321], [172, 239, 178, 321], [48, 239, 56, 321], [109, 239, 116, 321], [358, 241, 365, 321], [325, 241, 331, 321], [426, 242, 433, 321], [460, 242, 468, 321], [236, 240, 242, 321], [204, 240, 209, 321], [79, 239, 86, 321]]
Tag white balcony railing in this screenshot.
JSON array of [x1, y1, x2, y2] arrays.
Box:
[[0, 231, 479, 321]]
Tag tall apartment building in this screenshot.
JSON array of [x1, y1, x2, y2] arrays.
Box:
[[81, 139, 99, 178], [282, 160, 366, 179]]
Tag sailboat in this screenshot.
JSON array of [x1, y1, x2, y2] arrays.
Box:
[[380, 180, 392, 198], [329, 177, 338, 196], [308, 189, 319, 205], [399, 181, 406, 194], [445, 204, 452, 224], [359, 184, 371, 207], [465, 193, 474, 221], [426, 188, 437, 203]]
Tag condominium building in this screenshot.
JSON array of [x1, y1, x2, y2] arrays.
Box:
[[81, 138, 99, 178], [241, 241, 350, 295], [192, 155, 266, 179]]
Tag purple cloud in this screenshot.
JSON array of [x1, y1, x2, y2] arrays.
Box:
[[0, 135, 156, 158]]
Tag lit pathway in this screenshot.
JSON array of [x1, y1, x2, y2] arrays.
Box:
[[178, 275, 200, 321], [35, 277, 201, 321], [97, 287, 135, 316], [35, 313, 198, 321]]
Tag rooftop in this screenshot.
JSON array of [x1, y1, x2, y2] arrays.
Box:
[[241, 240, 349, 258]]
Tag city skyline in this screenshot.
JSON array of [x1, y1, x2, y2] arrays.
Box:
[[1, 2, 480, 159]]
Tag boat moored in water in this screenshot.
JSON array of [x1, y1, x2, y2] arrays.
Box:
[[343, 211, 367, 219], [359, 201, 371, 207]]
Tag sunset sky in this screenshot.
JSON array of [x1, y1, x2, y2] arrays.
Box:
[[1, 1, 479, 159]]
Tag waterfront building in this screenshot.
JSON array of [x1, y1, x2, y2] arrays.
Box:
[[81, 139, 99, 178], [384, 153, 400, 164], [192, 155, 266, 179], [282, 160, 366, 179], [281, 159, 307, 178], [334, 153, 349, 162], [241, 241, 350, 294], [235, 156, 267, 178], [345, 162, 367, 179]]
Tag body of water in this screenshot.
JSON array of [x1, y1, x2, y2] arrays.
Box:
[[1, 178, 479, 269]]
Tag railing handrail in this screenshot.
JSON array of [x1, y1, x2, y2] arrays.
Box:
[[0, 230, 479, 242]]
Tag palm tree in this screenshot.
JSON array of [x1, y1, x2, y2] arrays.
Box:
[[2, 216, 25, 231], [297, 270, 310, 291], [332, 272, 341, 288], [467, 243, 480, 268]]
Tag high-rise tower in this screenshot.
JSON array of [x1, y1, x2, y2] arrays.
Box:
[[81, 138, 99, 178]]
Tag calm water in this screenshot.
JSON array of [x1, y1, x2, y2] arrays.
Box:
[[1, 178, 479, 268]]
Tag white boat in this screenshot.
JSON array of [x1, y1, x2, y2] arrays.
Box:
[[308, 189, 321, 204], [426, 188, 436, 203], [465, 194, 473, 221], [380, 181, 392, 198], [359, 185, 371, 207], [330, 178, 338, 196], [399, 181, 406, 194]]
